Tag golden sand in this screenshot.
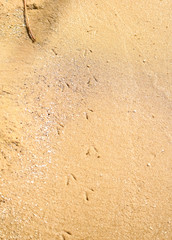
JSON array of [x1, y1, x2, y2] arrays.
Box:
[[0, 0, 171, 239]]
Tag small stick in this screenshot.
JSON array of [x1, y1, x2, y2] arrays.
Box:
[[23, 0, 36, 42]]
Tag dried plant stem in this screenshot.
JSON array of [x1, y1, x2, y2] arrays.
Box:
[[23, 0, 36, 42]]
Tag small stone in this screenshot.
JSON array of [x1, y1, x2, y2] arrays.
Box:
[[147, 163, 151, 167]]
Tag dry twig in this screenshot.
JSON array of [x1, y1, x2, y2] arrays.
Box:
[[23, 0, 36, 42]]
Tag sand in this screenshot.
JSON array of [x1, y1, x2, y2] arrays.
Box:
[[0, 0, 172, 239]]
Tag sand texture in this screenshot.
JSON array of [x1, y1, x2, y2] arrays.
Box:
[[0, 0, 172, 239]]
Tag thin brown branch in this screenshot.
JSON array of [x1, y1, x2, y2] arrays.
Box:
[[23, 0, 36, 42]]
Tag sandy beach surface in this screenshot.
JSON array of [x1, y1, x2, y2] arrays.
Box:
[[0, 0, 172, 239]]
